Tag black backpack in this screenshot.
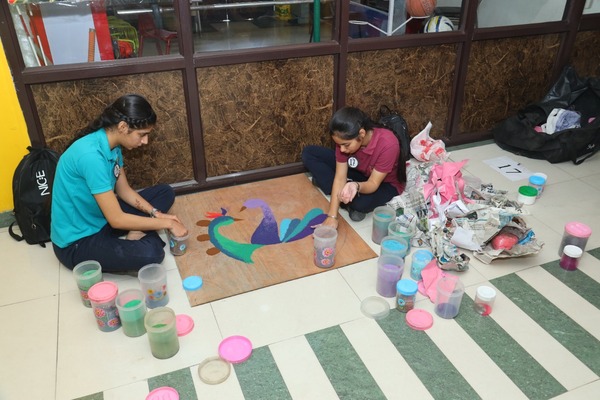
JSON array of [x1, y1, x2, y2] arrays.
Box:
[[493, 66, 600, 164], [378, 105, 411, 160], [9, 146, 60, 247]]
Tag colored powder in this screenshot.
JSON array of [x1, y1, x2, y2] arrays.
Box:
[[376, 213, 392, 219], [153, 323, 167, 328], [382, 240, 406, 251], [124, 299, 142, 308], [82, 269, 97, 277], [436, 303, 458, 318]]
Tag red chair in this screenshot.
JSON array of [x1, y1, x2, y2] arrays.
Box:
[[138, 13, 177, 56]]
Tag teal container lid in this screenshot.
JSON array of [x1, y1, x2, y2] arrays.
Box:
[[396, 279, 418, 296], [183, 275, 203, 291], [529, 175, 546, 185]]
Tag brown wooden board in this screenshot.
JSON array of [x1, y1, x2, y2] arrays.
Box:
[[170, 174, 377, 306]]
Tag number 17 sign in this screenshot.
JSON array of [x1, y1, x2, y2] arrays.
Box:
[[483, 156, 531, 181]]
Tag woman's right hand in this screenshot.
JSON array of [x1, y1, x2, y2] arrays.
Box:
[[169, 220, 188, 237], [321, 215, 338, 229]]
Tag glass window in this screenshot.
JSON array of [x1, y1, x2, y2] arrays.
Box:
[[584, 0, 600, 15], [349, 0, 462, 39], [9, 0, 178, 67], [477, 0, 567, 28], [192, 0, 336, 52]]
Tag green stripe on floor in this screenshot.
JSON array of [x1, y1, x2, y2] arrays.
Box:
[[492, 273, 600, 375], [456, 295, 566, 399], [542, 260, 600, 309], [377, 311, 480, 399], [234, 345, 292, 400], [306, 325, 386, 400]]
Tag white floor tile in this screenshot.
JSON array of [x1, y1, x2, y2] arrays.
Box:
[[0, 235, 59, 305], [0, 296, 58, 400], [211, 270, 363, 348]]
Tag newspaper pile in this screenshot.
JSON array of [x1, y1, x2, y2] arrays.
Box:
[[387, 160, 544, 269]]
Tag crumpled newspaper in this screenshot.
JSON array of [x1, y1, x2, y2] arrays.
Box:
[[473, 216, 544, 264], [428, 227, 470, 272], [387, 162, 541, 267]]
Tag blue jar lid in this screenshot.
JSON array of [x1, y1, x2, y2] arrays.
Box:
[[183, 275, 203, 291], [396, 279, 418, 296], [529, 175, 546, 185]]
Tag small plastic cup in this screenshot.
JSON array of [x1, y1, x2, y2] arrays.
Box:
[[372, 206, 396, 245], [116, 288, 147, 337], [396, 279, 418, 313], [145, 307, 180, 359], [73, 260, 103, 307], [387, 221, 415, 250], [528, 174, 546, 198], [380, 236, 408, 259], [435, 276, 464, 319], [138, 263, 169, 308], [410, 249, 434, 281], [376, 254, 404, 298], [168, 232, 189, 256], [88, 281, 121, 332], [313, 225, 338, 268], [517, 186, 537, 205], [559, 245, 583, 271], [473, 286, 497, 316]]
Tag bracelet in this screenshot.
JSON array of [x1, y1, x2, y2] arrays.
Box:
[[327, 214, 338, 220], [355, 182, 360, 197], [150, 208, 159, 218]]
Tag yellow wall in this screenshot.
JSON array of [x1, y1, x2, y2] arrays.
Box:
[[0, 41, 30, 213]]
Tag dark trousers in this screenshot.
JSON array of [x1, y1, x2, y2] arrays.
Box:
[[301, 145, 399, 213], [53, 184, 175, 272]]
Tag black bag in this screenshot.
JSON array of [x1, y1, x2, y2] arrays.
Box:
[[492, 66, 600, 164], [9, 146, 60, 247], [378, 105, 411, 160]]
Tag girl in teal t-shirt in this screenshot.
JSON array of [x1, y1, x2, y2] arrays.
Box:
[[51, 94, 188, 273]]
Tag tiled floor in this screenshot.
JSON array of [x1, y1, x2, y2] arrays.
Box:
[[2, 143, 600, 400]]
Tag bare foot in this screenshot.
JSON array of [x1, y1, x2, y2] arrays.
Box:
[[126, 230, 146, 240]]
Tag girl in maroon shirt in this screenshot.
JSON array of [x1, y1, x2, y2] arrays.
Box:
[[302, 106, 407, 225]]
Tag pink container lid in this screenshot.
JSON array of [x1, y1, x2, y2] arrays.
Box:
[[406, 309, 433, 330], [565, 222, 592, 238], [219, 335, 253, 363], [87, 281, 118, 303], [146, 386, 179, 400]]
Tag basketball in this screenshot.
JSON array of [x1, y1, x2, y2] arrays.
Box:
[[406, 0, 437, 17], [424, 15, 455, 32]]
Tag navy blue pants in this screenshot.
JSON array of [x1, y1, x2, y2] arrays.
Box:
[[301, 145, 399, 213], [53, 184, 175, 272]]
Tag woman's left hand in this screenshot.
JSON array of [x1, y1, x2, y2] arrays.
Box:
[[154, 211, 183, 225]]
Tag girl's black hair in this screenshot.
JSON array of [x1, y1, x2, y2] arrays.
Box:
[[329, 106, 407, 184], [67, 94, 157, 148]]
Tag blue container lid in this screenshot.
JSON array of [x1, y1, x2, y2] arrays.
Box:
[[183, 275, 203, 291], [529, 175, 546, 185], [396, 279, 418, 296]]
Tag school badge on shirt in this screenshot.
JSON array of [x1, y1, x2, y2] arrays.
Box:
[[348, 156, 359, 168], [113, 157, 121, 178]]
